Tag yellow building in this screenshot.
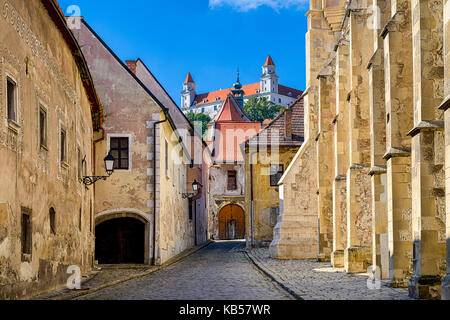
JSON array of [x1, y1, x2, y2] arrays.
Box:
[[75, 19, 204, 266], [0, 0, 102, 299], [244, 99, 304, 247]]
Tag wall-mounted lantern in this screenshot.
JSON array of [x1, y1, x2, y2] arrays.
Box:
[[192, 179, 202, 192], [82, 153, 115, 186], [182, 179, 203, 199]]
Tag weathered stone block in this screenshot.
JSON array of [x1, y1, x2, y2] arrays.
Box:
[[344, 246, 372, 273]]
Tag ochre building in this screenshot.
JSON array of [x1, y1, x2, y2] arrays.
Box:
[[270, 0, 450, 300], [244, 98, 304, 247], [73, 19, 206, 266], [0, 0, 102, 299]]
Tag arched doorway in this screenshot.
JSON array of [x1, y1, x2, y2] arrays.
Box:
[[218, 204, 245, 240], [95, 217, 145, 264]]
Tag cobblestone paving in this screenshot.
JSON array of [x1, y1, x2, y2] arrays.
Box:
[[247, 248, 413, 300], [35, 266, 154, 300], [75, 241, 292, 300]]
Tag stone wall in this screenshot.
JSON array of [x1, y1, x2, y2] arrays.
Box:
[[0, 0, 97, 299], [272, 0, 450, 300], [208, 164, 245, 240]]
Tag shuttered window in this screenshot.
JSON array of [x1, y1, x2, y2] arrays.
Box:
[[227, 170, 237, 190]]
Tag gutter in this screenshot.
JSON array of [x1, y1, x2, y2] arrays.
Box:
[[152, 108, 169, 265], [249, 150, 258, 247]]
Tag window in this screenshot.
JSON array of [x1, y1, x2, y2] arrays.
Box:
[[21, 211, 32, 260], [110, 137, 129, 170], [214, 105, 218, 111], [256, 89, 260, 94], [215, 97, 220, 101], [60, 129, 67, 163], [49, 208, 56, 234], [203, 99, 208, 103], [7, 77, 17, 122], [39, 107, 47, 148], [278, 98, 282, 103], [227, 170, 237, 190], [165, 139, 169, 178], [270, 164, 284, 186]]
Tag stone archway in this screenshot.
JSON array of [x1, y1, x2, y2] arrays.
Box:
[[218, 204, 245, 240], [95, 209, 151, 264]]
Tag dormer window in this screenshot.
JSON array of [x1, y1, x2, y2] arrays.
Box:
[[256, 89, 260, 94], [288, 92, 292, 97], [215, 97, 220, 101], [203, 99, 208, 103]]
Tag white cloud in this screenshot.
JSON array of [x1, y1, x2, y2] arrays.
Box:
[[209, 0, 308, 12]]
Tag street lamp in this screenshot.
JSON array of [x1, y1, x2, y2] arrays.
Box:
[[192, 179, 202, 192], [182, 180, 203, 199], [82, 152, 115, 186], [104, 152, 115, 176]]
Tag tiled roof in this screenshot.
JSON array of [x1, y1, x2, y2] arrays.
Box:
[[278, 85, 303, 99], [209, 94, 261, 163], [184, 72, 194, 84], [193, 83, 301, 106], [264, 55, 275, 66], [245, 97, 304, 147], [212, 94, 251, 122]]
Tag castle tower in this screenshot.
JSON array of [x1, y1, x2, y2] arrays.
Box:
[[260, 55, 279, 94], [231, 69, 245, 107], [181, 72, 196, 109]]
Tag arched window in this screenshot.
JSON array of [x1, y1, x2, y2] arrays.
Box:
[[49, 208, 56, 234]]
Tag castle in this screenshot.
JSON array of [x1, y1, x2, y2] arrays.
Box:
[[181, 56, 303, 118]]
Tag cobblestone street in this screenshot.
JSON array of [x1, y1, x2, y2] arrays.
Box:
[[75, 241, 292, 300], [246, 248, 413, 300], [61, 241, 415, 301]]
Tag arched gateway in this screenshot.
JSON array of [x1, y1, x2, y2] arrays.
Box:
[[95, 210, 150, 264], [218, 204, 245, 240]]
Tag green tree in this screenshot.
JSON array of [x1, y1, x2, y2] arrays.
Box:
[[244, 97, 285, 123], [186, 112, 211, 138]]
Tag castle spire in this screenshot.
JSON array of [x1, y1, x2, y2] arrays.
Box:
[[184, 72, 195, 84], [232, 68, 245, 107]]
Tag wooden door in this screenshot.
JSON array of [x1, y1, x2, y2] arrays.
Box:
[[218, 204, 245, 239]]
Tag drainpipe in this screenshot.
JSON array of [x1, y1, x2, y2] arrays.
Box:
[[152, 108, 169, 266], [91, 128, 105, 267], [194, 199, 197, 246], [249, 150, 257, 247]]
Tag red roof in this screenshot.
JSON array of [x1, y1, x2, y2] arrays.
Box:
[[264, 55, 275, 66], [210, 94, 260, 162], [245, 97, 305, 147], [212, 94, 251, 122], [194, 83, 301, 106], [184, 72, 194, 84]]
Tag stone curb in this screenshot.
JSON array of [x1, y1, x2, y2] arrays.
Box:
[[242, 250, 304, 300], [53, 240, 214, 300]]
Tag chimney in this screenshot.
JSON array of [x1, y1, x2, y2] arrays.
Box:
[[284, 108, 292, 139], [126, 60, 137, 75]]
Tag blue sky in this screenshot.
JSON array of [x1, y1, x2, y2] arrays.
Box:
[[59, 0, 309, 105]]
